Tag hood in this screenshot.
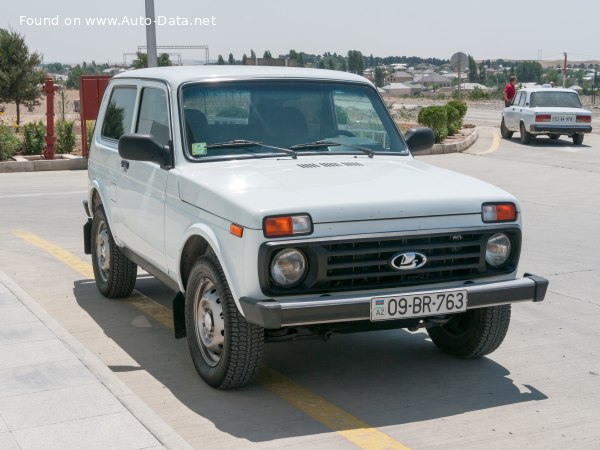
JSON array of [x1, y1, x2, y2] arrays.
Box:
[[178, 155, 518, 229]]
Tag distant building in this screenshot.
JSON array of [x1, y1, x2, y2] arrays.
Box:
[[381, 82, 421, 96], [413, 73, 452, 89], [385, 71, 413, 84], [458, 82, 494, 92]]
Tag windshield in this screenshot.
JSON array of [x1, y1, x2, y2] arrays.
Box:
[[180, 80, 407, 160], [530, 91, 582, 108]]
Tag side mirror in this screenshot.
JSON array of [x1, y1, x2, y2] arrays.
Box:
[[118, 134, 171, 168], [404, 127, 435, 152]]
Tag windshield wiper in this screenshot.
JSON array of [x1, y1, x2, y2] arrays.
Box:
[[206, 140, 297, 159], [290, 140, 375, 158]]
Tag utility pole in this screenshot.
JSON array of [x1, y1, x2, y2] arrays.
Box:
[[562, 52, 567, 88], [145, 0, 158, 68]]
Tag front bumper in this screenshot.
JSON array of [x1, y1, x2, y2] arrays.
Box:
[[530, 125, 592, 134], [240, 273, 548, 329]]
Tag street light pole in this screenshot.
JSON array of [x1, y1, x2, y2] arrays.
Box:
[[145, 0, 158, 68]]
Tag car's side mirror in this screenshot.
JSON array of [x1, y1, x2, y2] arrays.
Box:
[[118, 134, 172, 168], [404, 127, 435, 152]]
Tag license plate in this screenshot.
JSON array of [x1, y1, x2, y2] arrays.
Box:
[[371, 289, 467, 321], [551, 115, 575, 123]]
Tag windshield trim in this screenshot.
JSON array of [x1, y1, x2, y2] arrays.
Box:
[[177, 78, 408, 163]]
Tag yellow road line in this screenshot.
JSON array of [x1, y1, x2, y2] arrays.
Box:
[[474, 130, 500, 155], [259, 366, 410, 450], [13, 229, 411, 450], [12, 229, 172, 328]]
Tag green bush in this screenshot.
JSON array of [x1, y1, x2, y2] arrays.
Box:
[[56, 120, 76, 154], [0, 124, 21, 161], [445, 104, 461, 136], [22, 121, 45, 155], [468, 86, 491, 100], [446, 100, 467, 122], [417, 105, 447, 143]]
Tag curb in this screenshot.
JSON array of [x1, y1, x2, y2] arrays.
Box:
[[412, 127, 479, 155], [0, 271, 193, 450], [0, 155, 87, 173]]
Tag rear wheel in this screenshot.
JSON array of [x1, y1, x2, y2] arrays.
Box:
[[427, 305, 511, 358], [500, 118, 513, 139], [573, 133, 584, 145], [185, 254, 264, 389], [91, 205, 137, 298], [519, 122, 531, 144]]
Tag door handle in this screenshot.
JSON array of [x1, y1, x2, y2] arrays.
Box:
[[121, 160, 129, 171]]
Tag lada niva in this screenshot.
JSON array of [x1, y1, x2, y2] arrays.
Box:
[[84, 66, 548, 389]]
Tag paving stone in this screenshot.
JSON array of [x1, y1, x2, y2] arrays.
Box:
[[12, 412, 160, 450], [0, 338, 74, 370], [0, 384, 125, 430], [0, 321, 54, 346], [0, 432, 20, 450], [0, 303, 39, 326], [0, 359, 98, 398]]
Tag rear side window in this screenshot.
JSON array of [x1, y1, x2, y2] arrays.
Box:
[[136, 87, 170, 146], [101, 87, 137, 141]]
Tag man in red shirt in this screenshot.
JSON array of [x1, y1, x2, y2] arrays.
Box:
[[503, 76, 517, 107]]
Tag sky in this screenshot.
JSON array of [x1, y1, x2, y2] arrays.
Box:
[[2, 0, 600, 65]]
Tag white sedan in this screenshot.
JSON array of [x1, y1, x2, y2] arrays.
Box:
[[501, 87, 592, 145]]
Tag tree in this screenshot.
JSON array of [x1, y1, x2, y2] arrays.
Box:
[[347, 50, 364, 75], [468, 55, 478, 83], [297, 53, 305, 67], [0, 29, 44, 126], [217, 55, 225, 65], [228, 53, 235, 65], [289, 49, 298, 60], [515, 60, 542, 83], [263, 50, 272, 59], [250, 49, 256, 59], [374, 67, 385, 87], [242, 54, 247, 65], [131, 52, 171, 69]]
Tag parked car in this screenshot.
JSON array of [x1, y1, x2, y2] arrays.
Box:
[[84, 66, 548, 389], [501, 87, 592, 145]]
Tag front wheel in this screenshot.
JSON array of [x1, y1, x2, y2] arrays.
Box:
[[572, 133, 584, 145], [91, 205, 137, 298], [185, 254, 264, 389], [500, 118, 513, 139], [519, 123, 531, 144], [427, 305, 511, 358]]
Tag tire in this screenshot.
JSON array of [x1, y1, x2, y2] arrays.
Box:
[[427, 305, 511, 358], [519, 122, 531, 145], [185, 254, 264, 389], [91, 205, 137, 298], [549, 134, 560, 140], [500, 118, 513, 139], [572, 133, 584, 145]]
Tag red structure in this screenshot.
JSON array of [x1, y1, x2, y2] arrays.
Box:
[[79, 75, 112, 158], [42, 76, 59, 160]]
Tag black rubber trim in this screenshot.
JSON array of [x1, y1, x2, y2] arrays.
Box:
[[83, 219, 92, 255], [239, 273, 548, 329], [119, 247, 180, 293]]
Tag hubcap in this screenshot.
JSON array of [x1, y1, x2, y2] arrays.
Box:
[[96, 219, 110, 282], [194, 278, 225, 366]]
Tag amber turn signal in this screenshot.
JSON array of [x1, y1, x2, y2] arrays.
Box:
[[229, 223, 244, 238], [482, 203, 517, 223], [263, 214, 312, 238]]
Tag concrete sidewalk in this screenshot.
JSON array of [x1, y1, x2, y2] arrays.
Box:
[[0, 272, 191, 450]]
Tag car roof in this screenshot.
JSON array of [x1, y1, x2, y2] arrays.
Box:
[[112, 65, 373, 87], [517, 87, 579, 94]]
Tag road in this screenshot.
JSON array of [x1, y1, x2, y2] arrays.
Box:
[[0, 129, 599, 449]]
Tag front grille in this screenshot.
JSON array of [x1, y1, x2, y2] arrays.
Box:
[[259, 228, 521, 296]]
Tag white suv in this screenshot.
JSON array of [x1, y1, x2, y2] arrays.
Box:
[[84, 67, 548, 389], [501, 87, 592, 145]]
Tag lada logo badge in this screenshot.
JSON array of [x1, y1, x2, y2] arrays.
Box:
[[389, 252, 427, 271]]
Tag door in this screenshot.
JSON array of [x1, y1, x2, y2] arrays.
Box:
[[504, 91, 523, 130], [117, 83, 171, 272]]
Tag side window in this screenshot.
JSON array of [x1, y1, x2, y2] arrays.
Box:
[[518, 93, 527, 107], [136, 87, 170, 146], [101, 87, 137, 141]]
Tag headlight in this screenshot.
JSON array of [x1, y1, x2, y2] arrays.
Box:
[[486, 233, 512, 267], [270, 248, 307, 287]]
